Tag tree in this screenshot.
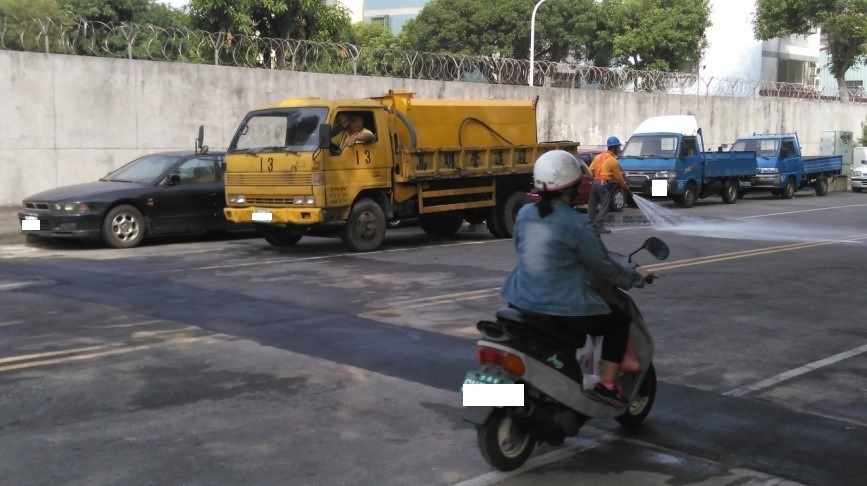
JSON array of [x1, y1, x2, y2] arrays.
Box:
[[602, 0, 711, 72], [401, 0, 599, 62], [59, 0, 150, 23], [189, 0, 351, 41], [754, 0, 867, 102]]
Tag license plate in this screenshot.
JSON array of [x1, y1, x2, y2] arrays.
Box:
[[22, 217, 40, 231], [740, 181, 752, 187], [462, 369, 514, 386], [252, 210, 272, 222]]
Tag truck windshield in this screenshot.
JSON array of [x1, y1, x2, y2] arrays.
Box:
[[731, 139, 778, 157], [621, 135, 679, 158], [229, 107, 327, 153]]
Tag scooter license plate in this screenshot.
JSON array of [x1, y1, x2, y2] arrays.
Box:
[[462, 369, 514, 386]]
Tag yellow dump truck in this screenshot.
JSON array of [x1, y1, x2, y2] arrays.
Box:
[[223, 91, 577, 251]]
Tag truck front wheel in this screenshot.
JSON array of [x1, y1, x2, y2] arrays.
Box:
[[342, 198, 386, 252], [780, 177, 796, 199], [677, 182, 697, 208]]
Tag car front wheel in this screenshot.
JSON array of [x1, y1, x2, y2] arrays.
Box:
[[102, 204, 144, 248]]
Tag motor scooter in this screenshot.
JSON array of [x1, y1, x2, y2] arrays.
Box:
[[462, 237, 669, 471]]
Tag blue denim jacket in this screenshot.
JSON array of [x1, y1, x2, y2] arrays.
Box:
[[499, 199, 643, 316]]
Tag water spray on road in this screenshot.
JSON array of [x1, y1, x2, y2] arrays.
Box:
[[627, 194, 864, 244]]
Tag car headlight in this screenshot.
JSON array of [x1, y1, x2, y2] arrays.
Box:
[[228, 194, 246, 204], [654, 171, 675, 179], [53, 202, 89, 212], [855, 170, 862, 177]]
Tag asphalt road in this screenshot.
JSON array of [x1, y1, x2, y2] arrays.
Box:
[[1, 191, 866, 485]]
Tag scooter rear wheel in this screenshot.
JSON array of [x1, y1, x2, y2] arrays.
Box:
[[477, 408, 535, 471], [616, 363, 657, 427]]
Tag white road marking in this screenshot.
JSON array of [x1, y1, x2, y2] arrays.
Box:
[[452, 428, 619, 486], [741, 203, 867, 219], [724, 343, 867, 397]]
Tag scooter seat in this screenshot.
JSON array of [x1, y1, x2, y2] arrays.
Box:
[[494, 308, 587, 348]]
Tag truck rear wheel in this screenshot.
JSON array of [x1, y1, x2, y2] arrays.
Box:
[[814, 178, 829, 196], [341, 198, 386, 252], [721, 180, 738, 204], [610, 187, 625, 212], [488, 191, 530, 238]]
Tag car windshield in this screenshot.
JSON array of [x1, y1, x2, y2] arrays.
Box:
[[100, 154, 184, 183], [731, 139, 779, 157], [229, 107, 327, 153], [621, 135, 679, 158]]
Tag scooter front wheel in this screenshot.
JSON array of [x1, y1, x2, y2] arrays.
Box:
[[616, 363, 657, 427], [477, 408, 535, 471]]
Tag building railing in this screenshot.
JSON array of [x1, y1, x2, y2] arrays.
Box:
[[2, 13, 862, 103]]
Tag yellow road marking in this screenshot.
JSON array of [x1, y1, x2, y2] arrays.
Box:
[[0, 336, 211, 373], [374, 233, 867, 312]]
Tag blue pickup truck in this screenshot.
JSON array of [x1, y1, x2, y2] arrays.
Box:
[[730, 133, 843, 198], [619, 116, 758, 208]]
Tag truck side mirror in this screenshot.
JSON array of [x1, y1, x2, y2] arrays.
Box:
[[318, 123, 332, 150]]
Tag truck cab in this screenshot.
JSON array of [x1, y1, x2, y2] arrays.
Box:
[[619, 115, 756, 207], [730, 133, 842, 198]]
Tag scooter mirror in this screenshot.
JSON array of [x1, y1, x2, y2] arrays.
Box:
[[642, 237, 669, 260]]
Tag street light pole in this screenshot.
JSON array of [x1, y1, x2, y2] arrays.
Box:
[[528, 0, 549, 86]]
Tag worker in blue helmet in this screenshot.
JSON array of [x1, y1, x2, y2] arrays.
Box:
[[587, 136, 628, 233]]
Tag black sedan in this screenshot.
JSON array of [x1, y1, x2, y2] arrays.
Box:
[[18, 150, 242, 248]]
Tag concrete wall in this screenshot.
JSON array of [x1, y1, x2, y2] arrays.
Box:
[[1, 49, 864, 207]]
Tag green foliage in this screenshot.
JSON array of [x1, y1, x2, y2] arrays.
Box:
[[402, 0, 598, 61], [755, 0, 867, 100], [860, 117, 867, 146], [59, 0, 150, 22], [0, 0, 72, 52], [350, 22, 409, 76], [189, 0, 352, 41], [401, 0, 708, 71], [604, 0, 711, 72]]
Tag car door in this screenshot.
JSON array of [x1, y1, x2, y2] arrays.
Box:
[[150, 155, 224, 233]]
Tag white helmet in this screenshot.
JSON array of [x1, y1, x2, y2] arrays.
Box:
[[533, 150, 582, 192]]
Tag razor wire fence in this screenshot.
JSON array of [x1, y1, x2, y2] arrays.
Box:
[[1, 13, 861, 103]]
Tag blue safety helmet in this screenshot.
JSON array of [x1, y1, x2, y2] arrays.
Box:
[[606, 136, 621, 148]]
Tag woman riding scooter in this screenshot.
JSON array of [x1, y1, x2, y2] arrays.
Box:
[[499, 150, 654, 406]]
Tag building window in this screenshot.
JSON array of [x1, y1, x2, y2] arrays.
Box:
[[846, 80, 864, 96], [777, 59, 811, 84], [371, 15, 390, 28]]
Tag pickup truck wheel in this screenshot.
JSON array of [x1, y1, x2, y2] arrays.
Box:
[[678, 183, 697, 208], [721, 181, 738, 204], [342, 198, 386, 252], [419, 213, 463, 236], [814, 178, 829, 196], [780, 177, 796, 199], [257, 225, 302, 246], [609, 187, 625, 212], [102, 204, 145, 248], [854, 187, 863, 193]]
